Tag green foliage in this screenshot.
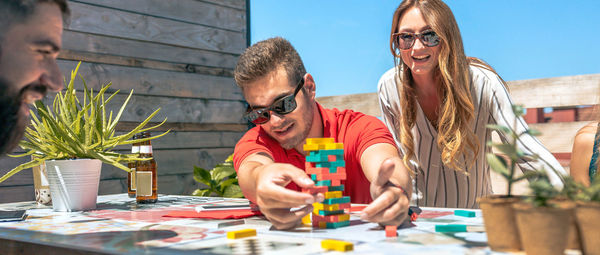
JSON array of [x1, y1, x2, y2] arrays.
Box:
[[0, 62, 169, 183], [485, 105, 549, 197], [192, 154, 243, 198], [577, 172, 600, 202], [528, 170, 561, 207]]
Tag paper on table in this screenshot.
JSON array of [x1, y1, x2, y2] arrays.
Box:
[[163, 209, 262, 220]]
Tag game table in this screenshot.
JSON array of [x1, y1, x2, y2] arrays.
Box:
[[0, 194, 502, 254]]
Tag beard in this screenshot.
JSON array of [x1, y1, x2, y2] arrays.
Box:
[[0, 79, 47, 155], [279, 97, 314, 150]]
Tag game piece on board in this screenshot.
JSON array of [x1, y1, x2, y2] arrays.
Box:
[[454, 210, 476, 218], [321, 239, 354, 252], [226, 228, 257, 239], [385, 225, 397, 237]]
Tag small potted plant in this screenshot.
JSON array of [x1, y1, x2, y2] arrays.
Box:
[[573, 172, 600, 254], [193, 154, 243, 198], [0, 63, 168, 211], [513, 171, 575, 255], [478, 105, 544, 251]]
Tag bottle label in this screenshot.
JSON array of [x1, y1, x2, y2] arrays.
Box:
[[136, 172, 152, 197], [129, 169, 136, 190], [131, 146, 139, 154], [140, 145, 152, 154]]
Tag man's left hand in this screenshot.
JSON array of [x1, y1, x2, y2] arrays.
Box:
[[360, 158, 409, 226]]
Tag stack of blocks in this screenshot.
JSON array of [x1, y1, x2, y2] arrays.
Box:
[[303, 138, 350, 229]]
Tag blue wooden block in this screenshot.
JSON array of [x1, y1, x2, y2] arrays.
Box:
[[325, 220, 350, 229], [322, 196, 351, 205], [306, 154, 330, 163], [310, 149, 344, 156], [454, 210, 476, 218], [318, 209, 345, 216], [328, 185, 344, 191], [315, 180, 331, 186], [316, 160, 345, 168]]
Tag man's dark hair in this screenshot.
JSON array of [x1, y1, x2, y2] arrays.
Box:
[[0, 0, 70, 41], [234, 37, 306, 90]]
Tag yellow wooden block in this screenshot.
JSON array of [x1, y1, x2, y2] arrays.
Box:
[[338, 214, 350, 222], [303, 143, 319, 151], [227, 229, 256, 239], [302, 214, 311, 225], [306, 138, 335, 145], [313, 203, 339, 211], [324, 143, 344, 150], [321, 239, 354, 252], [324, 191, 342, 199], [318, 221, 327, 228]]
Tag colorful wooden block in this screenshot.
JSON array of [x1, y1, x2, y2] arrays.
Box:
[[324, 143, 344, 150], [302, 186, 328, 195], [330, 179, 341, 186], [310, 149, 344, 156], [306, 167, 330, 175], [306, 154, 330, 163], [328, 185, 344, 191], [322, 196, 351, 205], [315, 160, 345, 168], [324, 191, 342, 199], [302, 214, 311, 225], [303, 143, 320, 152], [385, 225, 397, 237], [454, 210, 476, 218], [227, 229, 256, 239], [315, 220, 351, 229], [313, 213, 350, 223], [315, 180, 331, 186], [315, 209, 346, 216], [313, 202, 341, 211], [306, 138, 335, 145], [321, 239, 353, 252]]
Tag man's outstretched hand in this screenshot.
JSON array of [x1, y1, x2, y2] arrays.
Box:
[[254, 163, 324, 229], [360, 158, 410, 226]]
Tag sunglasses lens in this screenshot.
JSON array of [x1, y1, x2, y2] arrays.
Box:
[[421, 31, 440, 47], [248, 110, 269, 125], [398, 33, 415, 50]]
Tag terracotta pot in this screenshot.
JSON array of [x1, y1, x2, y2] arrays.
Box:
[[513, 202, 575, 255], [477, 195, 522, 251], [575, 201, 600, 255]]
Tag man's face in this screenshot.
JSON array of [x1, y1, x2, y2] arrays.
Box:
[[0, 2, 64, 154], [243, 67, 313, 150]]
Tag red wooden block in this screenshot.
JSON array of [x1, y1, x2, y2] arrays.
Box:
[[337, 203, 351, 210], [333, 167, 346, 174], [302, 186, 328, 195], [331, 179, 341, 186], [385, 225, 397, 237], [328, 155, 337, 161], [306, 167, 330, 175], [305, 162, 315, 169]]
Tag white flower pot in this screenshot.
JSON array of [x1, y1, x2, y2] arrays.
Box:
[[45, 159, 102, 212]]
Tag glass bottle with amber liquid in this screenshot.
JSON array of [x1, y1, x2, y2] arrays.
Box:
[[136, 132, 157, 203], [127, 134, 141, 198]]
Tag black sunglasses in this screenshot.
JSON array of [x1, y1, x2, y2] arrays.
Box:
[[392, 30, 440, 50], [244, 76, 305, 125]]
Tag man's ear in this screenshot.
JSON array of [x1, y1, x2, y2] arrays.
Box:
[[304, 73, 316, 100]]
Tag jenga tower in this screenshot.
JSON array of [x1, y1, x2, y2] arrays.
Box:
[[302, 138, 350, 229]]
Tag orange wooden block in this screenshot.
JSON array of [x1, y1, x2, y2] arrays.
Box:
[[302, 186, 328, 195], [313, 213, 350, 223], [331, 179, 341, 186], [385, 225, 397, 237], [306, 167, 330, 175]]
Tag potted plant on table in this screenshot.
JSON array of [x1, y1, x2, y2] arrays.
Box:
[[513, 171, 575, 255], [478, 105, 546, 251], [0, 62, 168, 211], [573, 172, 600, 255]]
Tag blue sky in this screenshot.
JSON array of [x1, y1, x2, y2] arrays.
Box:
[[250, 0, 600, 97]]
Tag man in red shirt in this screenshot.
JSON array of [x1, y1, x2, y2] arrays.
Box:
[[233, 37, 412, 230]]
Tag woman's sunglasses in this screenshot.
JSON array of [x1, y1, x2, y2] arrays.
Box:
[[393, 30, 440, 50], [244, 77, 305, 125]]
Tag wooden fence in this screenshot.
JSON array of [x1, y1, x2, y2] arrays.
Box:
[[0, 0, 249, 202]]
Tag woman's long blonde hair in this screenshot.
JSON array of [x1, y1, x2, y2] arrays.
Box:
[[389, 0, 502, 172]]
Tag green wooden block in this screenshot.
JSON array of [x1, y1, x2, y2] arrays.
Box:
[[322, 196, 351, 205], [306, 154, 329, 163], [318, 209, 345, 216], [328, 185, 344, 191], [315, 180, 331, 186], [325, 220, 350, 229], [454, 210, 476, 218], [310, 149, 344, 156], [316, 160, 345, 168]]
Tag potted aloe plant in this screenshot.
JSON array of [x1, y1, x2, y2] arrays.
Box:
[[478, 105, 544, 251], [573, 172, 600, 255], [513, 171, 575, 255], [0, 62, 168, 211]]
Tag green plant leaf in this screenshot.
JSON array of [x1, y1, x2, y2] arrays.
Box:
[[211, 166, 236, 182], [223, 184, 243, 198], [486, 153, 510, 177]]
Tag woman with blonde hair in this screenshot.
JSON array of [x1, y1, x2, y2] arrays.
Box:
[[377, 0, 565, 208]]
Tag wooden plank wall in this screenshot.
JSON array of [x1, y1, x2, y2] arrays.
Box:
[[0, 0, 249, 203]]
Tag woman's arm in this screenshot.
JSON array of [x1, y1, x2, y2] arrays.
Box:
[[570, 122, 596, 186]]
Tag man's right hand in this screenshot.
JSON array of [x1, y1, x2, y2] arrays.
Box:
[[254, 163, 324, 230]]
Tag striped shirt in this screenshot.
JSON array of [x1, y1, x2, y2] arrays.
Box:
[[377, 65, 566, 208]]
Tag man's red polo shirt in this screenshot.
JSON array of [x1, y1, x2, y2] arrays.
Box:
[[233, 103, 396, 204]]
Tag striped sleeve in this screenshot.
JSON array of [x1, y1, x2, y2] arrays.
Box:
[[486, 71, 566, 188]]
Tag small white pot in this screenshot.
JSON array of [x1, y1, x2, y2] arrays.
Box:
[[45, 159, 101, 212]]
